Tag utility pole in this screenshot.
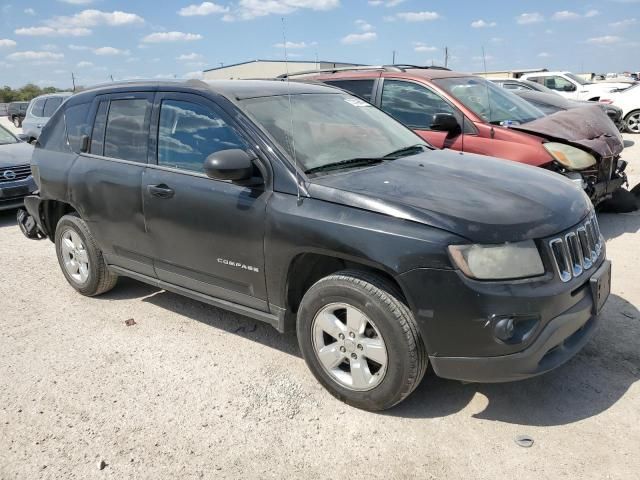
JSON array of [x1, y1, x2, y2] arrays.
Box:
[[482, 46, 488, 75], [392, 50, 396, 64], [444, 47, 449, 68], [109, 74, 114, 82], [71, 72, 76, 92]]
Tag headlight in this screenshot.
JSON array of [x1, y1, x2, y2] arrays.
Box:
[[448, 240, 545, 280], [543, 142, 596, 170]]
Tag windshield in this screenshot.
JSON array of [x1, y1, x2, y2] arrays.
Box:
[[0, 126, 18, 144], [241, 93, 427, 173], [434, 77, 546, 125], [565, 73, 589, 85]]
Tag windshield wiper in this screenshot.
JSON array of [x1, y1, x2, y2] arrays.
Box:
[[305, 157, 385, 175], [383, 144, 427, 159]]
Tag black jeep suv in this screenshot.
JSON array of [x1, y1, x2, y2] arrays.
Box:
[[19, 80, 610, 410]]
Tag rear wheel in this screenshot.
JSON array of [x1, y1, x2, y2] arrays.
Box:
[[297, 270, 427, 411], [55, 214, 118, 296], [625, 110, 640, 133]]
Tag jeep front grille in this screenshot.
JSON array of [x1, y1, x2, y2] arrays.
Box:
[[549, 215, 602, 283]]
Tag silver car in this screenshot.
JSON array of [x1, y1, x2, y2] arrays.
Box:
[[22, 92, 72, 143]]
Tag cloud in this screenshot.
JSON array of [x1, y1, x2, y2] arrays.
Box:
[[93, 46, 130, 55], [177, 53, 204, 61], [396, 11, 439, 22], [76, 60, 94, 67], [183, 71, 204, 80], [273, 41, 310, 49], [552, 11, 581, 21], [7, 50, 64, 61], [59, 0, 95, 4], [24, 8, 36, 15], [49, 9, 144, 27], [0, 39, 17, 48], [368, 0, 405, 6], [341, 31, 377, 44], [355, 19, 374, 31], [15, 26, 91, 36], [538, 52, 551, 58], [68, 44, 90, 50], [471, 19, 496, 28], [516, 12, 544, 24], [413, 42, 437, 52], [224, 0, 340, 21], [585, 10, 599, 18], [609, 18, 637, 28], [178, 2, 228, 16], [142, 31, 203, 43], [586, 35, 622, 45]]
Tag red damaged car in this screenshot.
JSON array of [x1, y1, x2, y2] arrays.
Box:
[[286, 65, 629, 205]]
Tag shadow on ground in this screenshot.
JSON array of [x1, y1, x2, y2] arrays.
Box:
[[0, 210, 17, 228], [598, 210, 640, 241]]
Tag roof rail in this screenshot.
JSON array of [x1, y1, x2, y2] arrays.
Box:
[[278, 64, 451, 79]]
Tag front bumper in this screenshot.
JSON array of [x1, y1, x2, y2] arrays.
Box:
[[0, 176, 36, 211], [397, 248, 609, 383]]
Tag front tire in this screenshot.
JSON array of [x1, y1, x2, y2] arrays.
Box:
[[297, 270, 427, 411], [55, 214, 118, 296], [625, 110, 640, 134]]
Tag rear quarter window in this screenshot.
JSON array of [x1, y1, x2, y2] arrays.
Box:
[[31, 98, 46, 117], [323, 80, 375, 102], [65, 103, 92, 153]]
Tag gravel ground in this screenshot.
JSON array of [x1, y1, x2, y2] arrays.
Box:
[[1, 116, 639, 479]]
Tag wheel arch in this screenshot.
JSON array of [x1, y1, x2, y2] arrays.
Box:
[[39, 199, 80, 241]]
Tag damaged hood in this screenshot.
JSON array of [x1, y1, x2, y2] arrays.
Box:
[[308, 149, 590, 244], [512, 105, 624, 158]]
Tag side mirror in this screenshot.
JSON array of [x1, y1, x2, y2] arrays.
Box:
[[203, 149, 256, 182], [431, 113, 461, 135], [564, 84, 576, 92]]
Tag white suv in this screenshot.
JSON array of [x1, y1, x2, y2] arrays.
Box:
[[22, 92, 72, 143], [521, 71, 632, 101]]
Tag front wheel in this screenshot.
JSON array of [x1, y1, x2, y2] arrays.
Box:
[[297, 270, 428, 411], [625, 110, 640, 134], [55, 214, 118, 296]]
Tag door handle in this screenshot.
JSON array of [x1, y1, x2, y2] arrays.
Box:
[[147, 184, 175, 199]]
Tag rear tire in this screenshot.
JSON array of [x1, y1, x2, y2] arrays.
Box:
[[297, 270, 427, 411], [55, 214, 118, 296]]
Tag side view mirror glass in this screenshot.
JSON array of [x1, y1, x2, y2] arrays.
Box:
[[203, 149, 257, 183], [431, 113, 461, 135]]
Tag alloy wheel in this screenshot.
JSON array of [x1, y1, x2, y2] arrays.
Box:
[[60, 229, 90, 284], [627, 112, 640, 133], [311, 302, 388, 391]]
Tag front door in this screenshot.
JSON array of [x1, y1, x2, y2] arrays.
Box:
[[142, 92, 269, 310]]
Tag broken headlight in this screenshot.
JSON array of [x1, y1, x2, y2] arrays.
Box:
[[543, 142, 596, 171]]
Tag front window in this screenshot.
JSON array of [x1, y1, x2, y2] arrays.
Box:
[[434, 77, 545, 125], [565, 73, 589, 85], [0, 126, 18, 144], [241, 93, 426, 173]]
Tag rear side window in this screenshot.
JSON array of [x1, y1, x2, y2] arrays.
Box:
[[65, 103, 91, 153], [104, 98, 151, 162], [31, 98, 46, 117], [43, 97, 63, 117], [381, 80, 457, 130], [323, 80, 375, 102], [157, 99, 246, 173]]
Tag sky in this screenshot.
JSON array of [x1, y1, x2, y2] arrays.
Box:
[[0, 0, 639, 89]]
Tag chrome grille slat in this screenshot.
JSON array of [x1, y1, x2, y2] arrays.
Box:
[[549, 214, 602, 283]]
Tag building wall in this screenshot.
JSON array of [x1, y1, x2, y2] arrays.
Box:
[[202, 61, 358, 80]]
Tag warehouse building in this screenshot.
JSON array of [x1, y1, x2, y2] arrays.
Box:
[[202, 59, 362, 80]]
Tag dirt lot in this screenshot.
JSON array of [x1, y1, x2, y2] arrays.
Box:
[[1, 116, 639, 479]]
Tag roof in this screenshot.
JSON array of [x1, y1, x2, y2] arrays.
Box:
[[203, 59, 361, 73], [65, 79, 339, 105]]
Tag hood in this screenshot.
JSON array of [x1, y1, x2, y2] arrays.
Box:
[[511, 105, 623, 158], [308, 150, 590, 244], [0, 142, 34, 168]]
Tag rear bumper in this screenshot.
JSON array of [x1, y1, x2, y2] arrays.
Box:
[[429, 292, 599, 382]]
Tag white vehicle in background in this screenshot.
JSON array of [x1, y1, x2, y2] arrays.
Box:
[[521, 71, 633, 101], [21, 92, 72, 143], [601, 84, 640, 133]]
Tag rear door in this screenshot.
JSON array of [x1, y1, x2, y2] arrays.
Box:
[[142, 92, 269, 310], [68, 92, 156, 277]]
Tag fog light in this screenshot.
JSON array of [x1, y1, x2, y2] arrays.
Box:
[[494, 317, 515, 341]]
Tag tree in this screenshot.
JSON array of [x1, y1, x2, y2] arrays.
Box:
[[0, 84, 65, 103]]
